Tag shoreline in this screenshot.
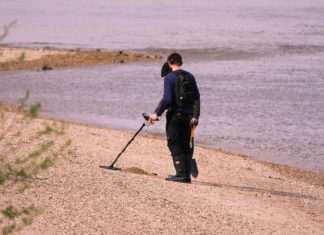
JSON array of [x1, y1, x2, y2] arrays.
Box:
[[0, 100, 323, 234], [0, 46, 162, 71], [1, 100, 323, 184]]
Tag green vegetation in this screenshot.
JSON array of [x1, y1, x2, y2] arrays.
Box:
[[0, 173, 6, 186], [17, 183, 30, 193], [22, 216, 33, 225], [2, 223, 15, 235], [39, 157, 54, 170], [1, 206, 19, 219], [28, 101, 42, 118], [0, 204, 40, 234], [38, 125, 54, 135], [18, 52, 25, 63], [18, 90, 30, 110], [0, 89, 77, 233], [15, 169, 29, 179]]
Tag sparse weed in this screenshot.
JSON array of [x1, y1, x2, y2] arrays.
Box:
[[0, 204, 40, 234], [39, 157, 54, 170], [18, 90, 30, 110], [15, 169, 29, 179], [28, 150, 41, 159], [67, 148, 77, 157], [41, 125, 53, 135], [56, 122, 66, 135], [17, 183, 30, 193], [0, 173, 7, 186], [15, 158, 22, 164], [2, 222, 15, 235], [28, 102, 42, 118], [18, 52, 25, 63], [1, 96, 75, 231], [23, 140, 54, 163], [22, 216, 33, 225], [40, 140, 54, 152], [22, 204, 39, 216], [1, 206, 20, 219]]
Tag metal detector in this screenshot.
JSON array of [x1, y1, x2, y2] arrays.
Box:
[[99, 113, 150, 171]]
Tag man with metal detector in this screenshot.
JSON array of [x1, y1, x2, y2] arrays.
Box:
[[149, 53, 200, 183]]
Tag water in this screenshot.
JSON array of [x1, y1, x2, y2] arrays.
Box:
[[0, 0, 324, 172]]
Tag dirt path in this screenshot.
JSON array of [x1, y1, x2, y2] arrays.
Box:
[[0, 103, 323, 234]]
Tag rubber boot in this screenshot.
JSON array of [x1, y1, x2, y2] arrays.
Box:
[[166, 154, 190, 183], [171, 154, 185, 177]]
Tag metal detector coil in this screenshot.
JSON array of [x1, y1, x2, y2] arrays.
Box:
[[99, 113, 150, 170]]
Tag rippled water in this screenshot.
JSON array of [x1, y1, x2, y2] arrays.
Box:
[[1, 0, 324, 171]]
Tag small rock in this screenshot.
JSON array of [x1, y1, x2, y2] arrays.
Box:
[[42, 64, 53, 71]]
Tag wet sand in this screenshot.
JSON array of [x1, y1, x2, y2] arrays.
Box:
[[0, 102, 323, 234], [0, 47, 162, 71]]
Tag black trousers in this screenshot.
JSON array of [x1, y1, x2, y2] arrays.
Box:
[[166, 111, 192, 176]]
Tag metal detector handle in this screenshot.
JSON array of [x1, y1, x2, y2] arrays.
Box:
[[142, 113, 150, 121]]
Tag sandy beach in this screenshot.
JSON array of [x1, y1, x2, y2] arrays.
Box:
[[1, 1, 323, 233], [0, 99, 323, 234]]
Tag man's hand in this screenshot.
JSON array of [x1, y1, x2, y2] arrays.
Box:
[[149, 113, 159, 125], [190, 118, 198, 128]]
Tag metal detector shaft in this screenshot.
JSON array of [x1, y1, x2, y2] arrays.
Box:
[[108, 122, 146, 168]]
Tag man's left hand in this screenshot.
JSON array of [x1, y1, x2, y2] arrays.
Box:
[[190, 118, 199, 128]]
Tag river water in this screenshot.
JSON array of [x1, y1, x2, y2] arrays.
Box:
[[1, 0, 324, 172]]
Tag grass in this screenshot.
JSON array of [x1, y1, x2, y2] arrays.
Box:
[[15, 169, 30, 179], [17, 183, 30, 193], [17, 140, 55, 165], [18, 52, 25, 64], [17, 90, 30, 110], [0, 204, 40, 234], [2, 223, 15, 235], [22, 216, 33, 225], [0, 100, 75, 233], [39, 157, 54, 170], [28, 101, 42, 118], [39, 125, 54, 135], [22, 204, 39, 216], [0, 173, 6, 186], [1, 206, 20, 219]]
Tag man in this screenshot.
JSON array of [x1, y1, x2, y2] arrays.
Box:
[[149, 53, 200, 183]]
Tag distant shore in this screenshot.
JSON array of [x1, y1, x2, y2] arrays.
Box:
[[0, 46, 162, 71]]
